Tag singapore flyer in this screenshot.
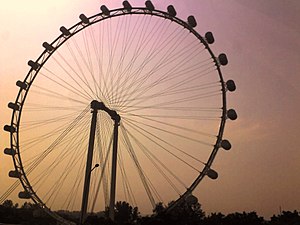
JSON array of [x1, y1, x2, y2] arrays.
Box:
[[3, 1, 237, 224]]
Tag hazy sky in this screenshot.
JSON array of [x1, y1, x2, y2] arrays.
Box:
[[1, 0, 300, 219]]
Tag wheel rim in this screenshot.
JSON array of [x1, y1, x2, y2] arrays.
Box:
[[6, 4, 233, 222]]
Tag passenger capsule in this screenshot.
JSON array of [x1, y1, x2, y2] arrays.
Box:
[[8, 102, 19, 111], [186, 195, 198, 205], [227, 109, 238, 120], [79, 14, 89, 24], [16, 80, 28, 90], [205, 32, 214, 44], [100, 5, 110, 16], [4, 148, 16, 156], [19, 191, 31, 199], [123, 1, 132, 11], [28, 60, 40, 70], [9, 170, 20, 178], [167, 5, 176, 17], [218, 53, 228, 66], [187, 16, 197, 28], [207, 169, 218, 179], [4, 125, 16, 133], [42, 42, 54, 52], [145, 1, 155, 11], [60, 26, 71, 36], [226, 80, 236, 92], [221, 139, 231, 150]]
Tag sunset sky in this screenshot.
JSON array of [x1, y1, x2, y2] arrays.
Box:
[[1, 0, 300, 219]]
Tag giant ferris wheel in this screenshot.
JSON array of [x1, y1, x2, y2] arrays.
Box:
[[4, 1, 237, 224]]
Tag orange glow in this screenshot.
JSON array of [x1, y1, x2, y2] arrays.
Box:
[[1, 0, 300, 220]]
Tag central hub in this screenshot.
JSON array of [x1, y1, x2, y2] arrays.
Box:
[[90, 100, 120, 123]]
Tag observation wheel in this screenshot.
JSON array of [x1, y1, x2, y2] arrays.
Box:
[[4, 1, 237, 224]]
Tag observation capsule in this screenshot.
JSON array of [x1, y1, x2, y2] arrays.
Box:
[[167, 5, 176, 17], [28, 60, 40, 70], [60, 26, 71, 36], [226, 80, 236, 92], [227, 109, 238, 120], [100, 5, 110, 16], [218, 53, 228, 66], [123, 1, 132, 12], [8, 102, 20, 111], [16, 80, 28, 90], [186, 195, 198, 205], [221, 139, 231, 150], [205, 32, 214, 44], [19, 191, 31, 199], [42, 42, 54, 52], [79, 14, 89, 24], [207, 169, 218, 179], [145, 1, 155, 11], [4, 125, 16, 133], [187, 16, 197, 28], [4, 148, 16, 156], [9, 170, 20, 178]]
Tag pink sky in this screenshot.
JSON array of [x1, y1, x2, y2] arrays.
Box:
[[1, 0, 300, 219]]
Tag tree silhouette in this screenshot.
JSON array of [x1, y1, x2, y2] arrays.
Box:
[[115, 201, 139, 224], [2, 199, 300, 225], [21, 201, 36, 209], [104, 201, 139, 224], [223, 212, 264, 225], [0, 199, 20, 223], [270, 210, 300, 225], [169, 201, 205, 225], [151, 200, 205, 225], [202, 212, 225, 225], [153, 202, 165, 215], [2, 199, 16, 208]]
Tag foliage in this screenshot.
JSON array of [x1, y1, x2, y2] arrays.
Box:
[[223, 211, 265, 225], [21, 201, 37, 209], [167, 201, 205, 225], [202, 212, 225, 225], [105, 201, 139, 224], [115, 201, 139, 224], [269, 210, 300, 225], [2, 199, 17, 208], [153, 202, 165, 215], [151, 200, 205, 225], [1, 199, 300, 225]]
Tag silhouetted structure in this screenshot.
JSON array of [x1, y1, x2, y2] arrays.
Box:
[[1, 199, 299, 225]]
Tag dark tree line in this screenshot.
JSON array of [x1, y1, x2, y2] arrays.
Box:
[[1, 199, 299, 225], [0, 199, 56, 224]]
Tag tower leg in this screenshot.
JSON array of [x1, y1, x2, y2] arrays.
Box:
[[109, 119, 120, 221], [80, 108, 98, 225]]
